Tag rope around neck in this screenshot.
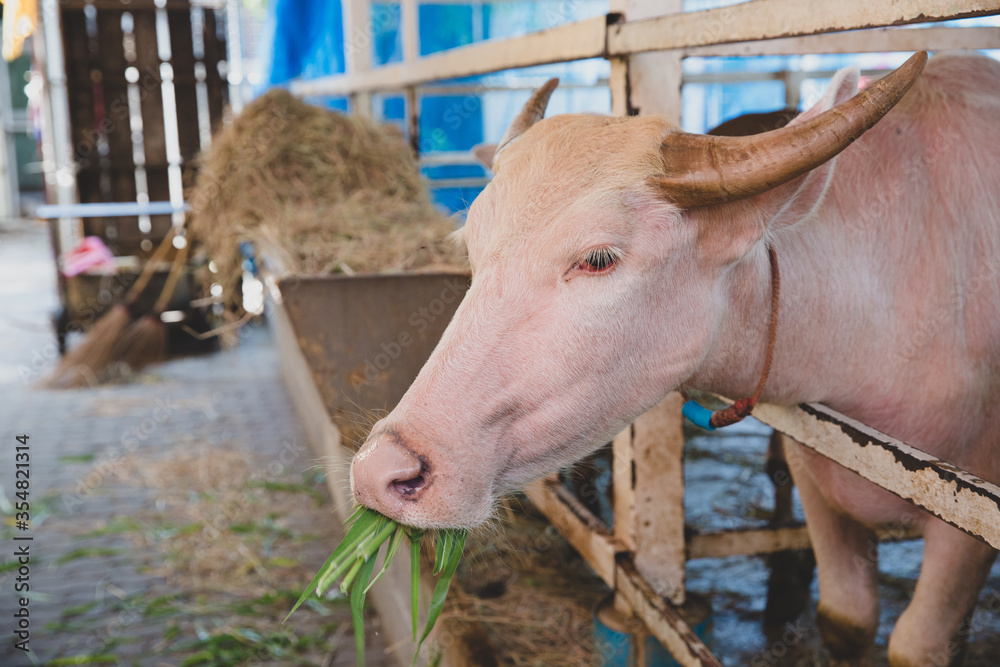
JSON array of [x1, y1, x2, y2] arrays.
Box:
[[682, 245, 780, 431]]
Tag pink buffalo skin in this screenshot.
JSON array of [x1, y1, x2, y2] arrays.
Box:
[[351, 54, 1000, 666]]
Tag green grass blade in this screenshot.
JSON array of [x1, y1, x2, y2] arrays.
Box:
[[351, 553, 379, 667], [432, 531, 454, 576], [365, 526, 403, 594], [410, 536, 421, 641], [413, 530, 467, 663], [339, 557, 367, 595], [317, 516, 394, 594], [284, 542, 350, 622], [346, 504, 368, 526], [287, 507, 385, 620]]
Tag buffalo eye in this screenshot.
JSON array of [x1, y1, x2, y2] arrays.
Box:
[[576, 246, 621, 274]]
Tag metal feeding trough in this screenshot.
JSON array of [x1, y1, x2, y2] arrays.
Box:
[[274, 272, 470, 445], [269, 269, 470, 666]]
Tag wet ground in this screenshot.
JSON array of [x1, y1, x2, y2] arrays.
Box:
[[684, 419, 1000, 666], [1, 224, 998, 666]]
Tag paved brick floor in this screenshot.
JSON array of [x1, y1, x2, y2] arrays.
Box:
[[0, 227, 390, 666]]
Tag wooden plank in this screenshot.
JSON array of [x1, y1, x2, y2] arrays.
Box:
[[201, 9, 228, 133], [133, 10, 167, 167], [685, 26, 1000, 58], [522, 476, 621, 586], [401, 0, 419, 62], [608, 0, 1000, 56], [609, 57, 630, 117], [168, 8, 202, 163], [619, 0, 684, 122], [406, 86, 420, 153], [753, 402, 1000, 550], [343, 0, 372, 114], [616, 559, 723, 667], [687, 525, 813, 560], [631, 393, 687, 605], [686, 524, 929, 560], [612, 424, 636, 549], [292, 16, 608, 97]]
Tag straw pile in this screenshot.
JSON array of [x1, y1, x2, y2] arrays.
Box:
[[451, 496, 608, 666], [187, 89, 466, 312]]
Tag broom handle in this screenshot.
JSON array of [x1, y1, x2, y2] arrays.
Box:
[[153, 240, 190, 314], [124, 226, 179, 304]]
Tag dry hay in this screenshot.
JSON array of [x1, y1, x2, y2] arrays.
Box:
[[451, 496, 609, 666], [187, 89, 468, 313], [111, 439, 336, 598]]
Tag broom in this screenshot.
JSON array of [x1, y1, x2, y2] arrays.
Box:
[[112, 237, 190, 373], [42, 228, 178, 389]]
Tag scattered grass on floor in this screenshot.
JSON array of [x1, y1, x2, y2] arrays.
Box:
[[55, 547, 125, 565], [64, 440, 360, 665], [246, 479, 327, 506], [48, 655, 118, 666], [58, 453, 97, 464]]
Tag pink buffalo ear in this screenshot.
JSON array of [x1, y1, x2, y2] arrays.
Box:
[[491, 78, 559, 169], [689, 58, 915, 265], [789, 64, 860, 127], [472, 143, 497, 169]]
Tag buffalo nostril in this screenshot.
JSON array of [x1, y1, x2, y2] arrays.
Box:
[[391, 471, 428, 499]]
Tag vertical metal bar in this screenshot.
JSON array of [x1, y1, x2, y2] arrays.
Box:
[[191, 7, 213, 151], [121, 12, 152, 236], [154, 1, 185, 228], [225, 0, 245, 113], [0, 46, 19, 218], [40, 0, 80, 254]]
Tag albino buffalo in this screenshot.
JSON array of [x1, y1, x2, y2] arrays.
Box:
[[352, 52, 1000, 666]]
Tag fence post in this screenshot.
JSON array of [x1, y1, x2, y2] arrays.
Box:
[[608, 0, 684, 123], [608, 0, 687, 607], [614, 393, 687, 605], [343, 0, 372, 115]]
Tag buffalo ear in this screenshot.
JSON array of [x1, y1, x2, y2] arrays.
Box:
[[657, 52, 925, 208], [472, 143, 497, 169], [789, 65, 860, 126], [691, 67, 866, 264]]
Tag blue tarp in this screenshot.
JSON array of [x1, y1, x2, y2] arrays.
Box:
[[267, 0, 345, 84], [265, 1, 488, 213]]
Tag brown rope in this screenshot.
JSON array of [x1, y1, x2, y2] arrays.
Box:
[[709, 245, 781, 429]]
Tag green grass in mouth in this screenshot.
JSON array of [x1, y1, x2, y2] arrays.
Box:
[[285, 506, 467, 666]]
